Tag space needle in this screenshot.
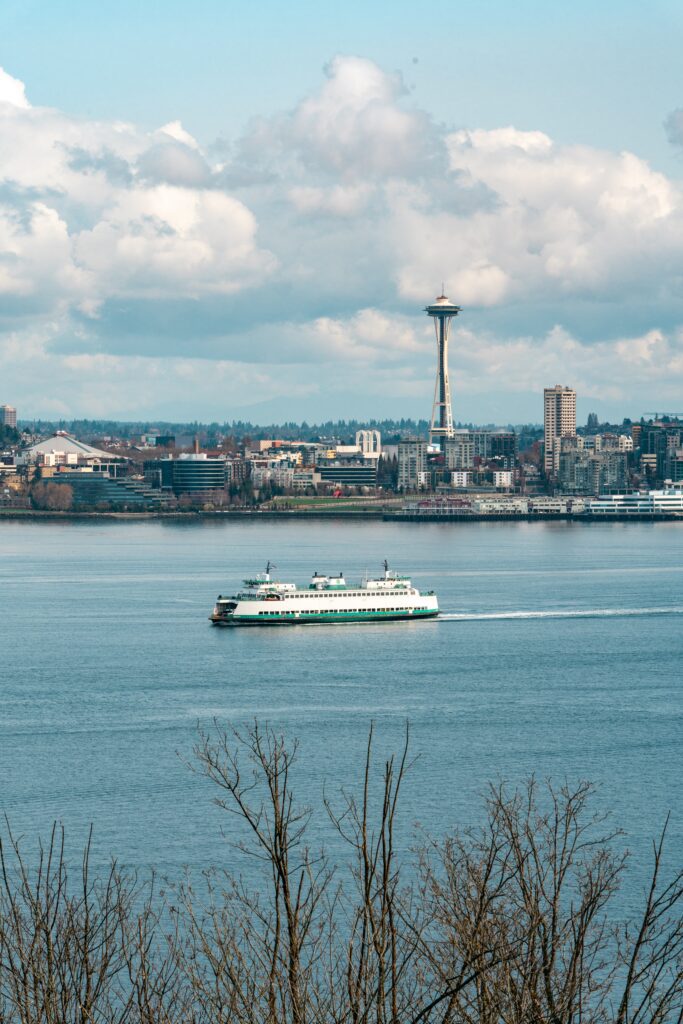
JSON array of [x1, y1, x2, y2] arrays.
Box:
[[425, 290, 461, 450]]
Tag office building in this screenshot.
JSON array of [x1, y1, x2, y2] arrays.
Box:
[[544, 385, 576, 474], [146, 453, 228, 495], [317, 461, 377, 487]]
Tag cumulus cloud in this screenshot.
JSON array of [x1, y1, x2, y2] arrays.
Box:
[[0, 66, 276, 325], [238, 55, 446, 181], [1, 58, 683, 420], [74, 185, 275, 298], [0, 201, 90, 306], [387, 126, 683, 315]]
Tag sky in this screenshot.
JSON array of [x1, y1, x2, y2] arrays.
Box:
[[1, 0, 683, 424]]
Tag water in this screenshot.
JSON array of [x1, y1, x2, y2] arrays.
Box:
[[0, 518, 681, 905]]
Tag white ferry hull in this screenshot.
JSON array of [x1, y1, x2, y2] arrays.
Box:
[[210, 605, 439, 626]]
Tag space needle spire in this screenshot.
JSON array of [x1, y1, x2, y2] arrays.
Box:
[[425, 290, 461, 450]]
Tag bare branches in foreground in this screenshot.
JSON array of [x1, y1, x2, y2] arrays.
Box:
[[1, 722, 681, 1023], [0, 821, 189, 1023]]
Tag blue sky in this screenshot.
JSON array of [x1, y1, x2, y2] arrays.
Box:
[[6, 0, 682, 169], [1, 0, 683, 422]]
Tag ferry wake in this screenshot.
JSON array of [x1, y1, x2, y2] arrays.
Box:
[[210, 562, 439, 626]]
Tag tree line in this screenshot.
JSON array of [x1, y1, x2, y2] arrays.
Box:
[[1, 722, 681, 1023]]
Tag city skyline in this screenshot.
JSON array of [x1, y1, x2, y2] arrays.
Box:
[[1, 3, 683, 422]]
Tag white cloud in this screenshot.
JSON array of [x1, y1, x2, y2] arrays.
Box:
[[74, 186, 275, 298], [157, 120, 201, 150], [301, 308, 425, 361], [454, 324, 683, 404], [0, 201, 89, 302], [240, 54, 444, 180], [0, 67, 30, 109], [390, 126, 683, 306], [0, 66, 276, 318]]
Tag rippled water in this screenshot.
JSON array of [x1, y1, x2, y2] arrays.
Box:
[[1, 517, 681, 902]]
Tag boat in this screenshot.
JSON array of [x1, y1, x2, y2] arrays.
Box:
[[209, 561, 439, 626]]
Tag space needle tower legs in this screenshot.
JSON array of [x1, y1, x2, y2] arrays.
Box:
[[425, 291, 461, 450]]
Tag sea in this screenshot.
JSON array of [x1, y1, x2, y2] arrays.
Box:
[[0, 517, 681, 908]]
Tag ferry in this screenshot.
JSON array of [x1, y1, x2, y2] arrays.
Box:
[[209, 562, 439, 626]]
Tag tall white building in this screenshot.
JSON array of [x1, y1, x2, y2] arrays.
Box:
[[544, 386, 576, 474], [355, 429, 381, 458], [1, 405, 17, 428]]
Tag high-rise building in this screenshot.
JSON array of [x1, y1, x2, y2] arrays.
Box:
[[444, 433, 474, 470], [425, 292, 460, 450], [640, 420, 682, 481], [1, 405, 17, 429], [544, 386, 576, 474], [398, 438, 428, 491]]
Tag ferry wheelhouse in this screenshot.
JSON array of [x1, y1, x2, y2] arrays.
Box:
[[209, 562, 439, 626]]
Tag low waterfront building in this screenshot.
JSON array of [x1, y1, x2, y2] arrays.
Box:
[[51, 470, 168, 509], [472, 496, 530, 514], [586, 482, 683, 515], [528, 496, 585, 514]]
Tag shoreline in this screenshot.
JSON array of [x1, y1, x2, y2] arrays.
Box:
[[1, 508, 681, 524]]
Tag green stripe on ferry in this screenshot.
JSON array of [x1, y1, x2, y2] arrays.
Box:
[[234, 608, 436, 621]]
